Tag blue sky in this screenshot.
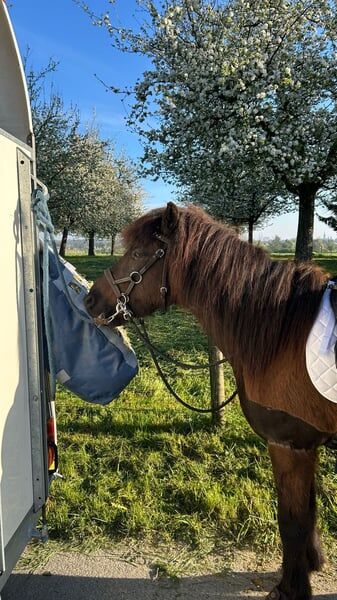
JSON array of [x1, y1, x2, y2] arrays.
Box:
[[10, 0, 175, 210], [9, 0, 334, 239]]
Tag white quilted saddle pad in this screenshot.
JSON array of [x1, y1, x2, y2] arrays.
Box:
[[306, 284, 337, 403]]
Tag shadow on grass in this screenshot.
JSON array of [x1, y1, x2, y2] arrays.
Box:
[[60, 417, 265, 448]]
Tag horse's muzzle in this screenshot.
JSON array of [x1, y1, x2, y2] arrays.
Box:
[[85, 291, 126, 327], [84, 290, 96, 313], [85, 289, 111, 319]]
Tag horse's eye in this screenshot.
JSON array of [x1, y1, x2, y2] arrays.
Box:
[[132, 249, 143, 259]]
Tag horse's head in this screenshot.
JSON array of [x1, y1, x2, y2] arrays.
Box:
[[85, 202, 181, 326]]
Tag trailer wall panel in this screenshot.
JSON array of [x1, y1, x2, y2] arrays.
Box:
[[0, 133, 34, 547]]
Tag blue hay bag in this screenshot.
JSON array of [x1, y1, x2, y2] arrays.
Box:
[[45, 250, 138, 405]]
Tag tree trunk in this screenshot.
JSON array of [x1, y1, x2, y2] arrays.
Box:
[[208, 338, 225, 427], [248, 220, 254, 244], [111, 233, 116, 256], [88, 230, 95, 257], [295, 186, 317, 261], [59, 226, 68, 258]]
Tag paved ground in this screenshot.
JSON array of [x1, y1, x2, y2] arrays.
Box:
[[2, 550, 337, 600]]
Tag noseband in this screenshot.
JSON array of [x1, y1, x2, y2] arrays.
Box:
[[100, 235, 169, 323]]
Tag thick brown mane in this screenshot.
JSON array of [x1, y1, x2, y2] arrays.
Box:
[[124, 205, 328, 372]]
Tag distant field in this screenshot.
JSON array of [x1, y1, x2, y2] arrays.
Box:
[[271, 253, 337, 275], [68, 253, 337, 281], [46, 253, 337, 562]]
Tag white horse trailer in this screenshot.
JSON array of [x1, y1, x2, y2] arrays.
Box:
[[0, 1, 56, 592]]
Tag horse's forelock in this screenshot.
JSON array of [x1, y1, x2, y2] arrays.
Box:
[[122, 208, 166, 248]]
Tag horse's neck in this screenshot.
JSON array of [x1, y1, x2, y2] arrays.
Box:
[[171, 230, 261, 354], [170, 228, 325, 373]]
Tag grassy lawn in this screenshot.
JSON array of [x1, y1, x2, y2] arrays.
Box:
[[46, 253, 337, 561]]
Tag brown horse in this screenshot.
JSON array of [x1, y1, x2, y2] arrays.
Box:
[[85, 202, 337, 600]]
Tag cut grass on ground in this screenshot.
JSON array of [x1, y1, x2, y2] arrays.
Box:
[[46, 254, 337, 559]]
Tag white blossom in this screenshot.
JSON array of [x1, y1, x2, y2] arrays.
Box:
[[94, 0, 337, 257]]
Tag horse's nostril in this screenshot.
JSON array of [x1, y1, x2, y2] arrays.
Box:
[[85, 292, 96, 312]]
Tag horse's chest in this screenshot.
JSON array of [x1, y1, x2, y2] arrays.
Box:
[[306, 286, 337, 403]]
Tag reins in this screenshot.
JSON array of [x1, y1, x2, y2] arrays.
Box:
[[132, 316, 238, 414], [96, 237, 238, 414], [131, 317, 229, 370]]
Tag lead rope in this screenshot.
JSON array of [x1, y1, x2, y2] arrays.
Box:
[[133, 317, 238, 414], [131, 317, 229, 370]]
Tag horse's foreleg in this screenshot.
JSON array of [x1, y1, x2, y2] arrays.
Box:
[[306, 482, 324, 573], [267, 443, 318, 600]]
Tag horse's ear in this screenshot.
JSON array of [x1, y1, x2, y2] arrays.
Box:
[[161, 202, 179, 237]]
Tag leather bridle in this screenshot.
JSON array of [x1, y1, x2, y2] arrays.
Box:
[[93, 232, 238, 414], [97, 234, 169, 324]]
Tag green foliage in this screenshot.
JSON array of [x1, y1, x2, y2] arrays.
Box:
[[257, 237, 337, 255], [46, 254, 337, 556], [183, 163, 292, 240], [262, 236, 296, 254]]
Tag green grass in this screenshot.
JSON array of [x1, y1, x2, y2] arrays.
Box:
[[271, 253, 337, 276], [312, 255, 337, 275], [68, 254, 117, 282], [46, 254, 337, 560]]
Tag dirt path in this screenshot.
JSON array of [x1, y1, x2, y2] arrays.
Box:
[[2, 548, 337, 600]]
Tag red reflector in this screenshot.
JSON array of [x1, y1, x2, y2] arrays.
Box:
[[47, 417, 55, 441]]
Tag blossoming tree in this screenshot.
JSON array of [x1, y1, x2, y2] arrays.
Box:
[[181, 159, 292, 242], [76, 143, 144, 256], [46, 130, 143, 256], [28, 60, 143, 256], [92, 0, 337, 259]]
